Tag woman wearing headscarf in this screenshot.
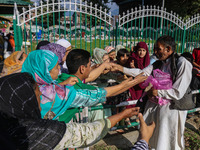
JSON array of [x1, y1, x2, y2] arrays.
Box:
[[40, 43, 69, 73], [21, 50, 147, 120], [105, 46, 116, 62], [93, 47, 110, 64], [1, 51, 27, 77], [127, 42, 150, 108], [192, 48, 200, 77], [56, 39, 72, 73], [92, 48, 113, 87], [0, 73, 153, 149]]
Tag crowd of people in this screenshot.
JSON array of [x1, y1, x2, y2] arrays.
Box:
[[0, 32, 15, 61], [0, 35, 200, 150]]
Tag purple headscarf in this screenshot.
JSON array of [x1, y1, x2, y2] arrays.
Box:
[[40, 43, 66, 63]]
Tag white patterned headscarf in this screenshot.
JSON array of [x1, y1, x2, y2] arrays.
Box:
[[115, 45, 125, 53], [93, 48, 108, 64]]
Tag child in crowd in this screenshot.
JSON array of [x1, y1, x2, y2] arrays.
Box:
[[116, 48, 130, 67], [106, 48, 131, 108], [107, 48, 132, 127]]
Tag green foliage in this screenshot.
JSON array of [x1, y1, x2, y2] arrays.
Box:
[[164, 0, 200, 19], [83, 0, 110, 11], [36, 0, 64, 26], [22, 0, 33, 4]]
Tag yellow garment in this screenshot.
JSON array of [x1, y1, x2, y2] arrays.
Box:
[[1, 51, 23, 77]]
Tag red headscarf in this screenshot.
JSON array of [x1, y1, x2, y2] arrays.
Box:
[[192, 48, 200, 65], [127, 42, 150, 108], [130, 42, 150, 69]]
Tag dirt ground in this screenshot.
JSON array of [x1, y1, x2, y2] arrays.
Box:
[[78, 112, 200, 150], [184, 112, 200, 150]]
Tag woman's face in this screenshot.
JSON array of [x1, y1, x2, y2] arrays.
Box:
[[137, 48, 147, 58], [50, 62, 60, 80], [102, 54, 110, 63], [119, 54, 129, 65], [34, 85, 42, 111], [62, 46, 72, 62], [108, 51, 116, 61]]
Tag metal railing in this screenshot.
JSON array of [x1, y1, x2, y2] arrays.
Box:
[[13, 1, 200, 55]]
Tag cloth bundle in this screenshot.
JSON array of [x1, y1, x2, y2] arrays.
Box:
[[141, 69, 173, 105]]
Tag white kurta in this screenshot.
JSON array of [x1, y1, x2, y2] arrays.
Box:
[[123, 56, 192, 150]]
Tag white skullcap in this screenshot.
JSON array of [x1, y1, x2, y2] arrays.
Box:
[[56, 39, 71, 49]]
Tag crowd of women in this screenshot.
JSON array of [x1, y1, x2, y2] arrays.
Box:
[[0, 36, 199, 150]]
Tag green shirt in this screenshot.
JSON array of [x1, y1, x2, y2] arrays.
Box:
[[57, 73, 96, 90]]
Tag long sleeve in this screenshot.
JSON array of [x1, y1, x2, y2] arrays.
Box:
[[131, 140, 149, 150], [157, 57, 193, 100], [54, 119, 111, 149], [70, 87, 107, 107], [123, 65, 153, 77]]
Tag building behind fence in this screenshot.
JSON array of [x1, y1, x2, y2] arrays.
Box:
[[13, 0, 200, 55]]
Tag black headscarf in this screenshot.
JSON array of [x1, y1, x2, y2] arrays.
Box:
[[0, 73, 66, 150]]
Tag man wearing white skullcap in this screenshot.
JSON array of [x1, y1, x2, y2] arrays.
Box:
[[56, 39, 72, 73]]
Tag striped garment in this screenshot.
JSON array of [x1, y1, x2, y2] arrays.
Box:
[[131, 140, 149, 150], [70, 87, 107, 107]]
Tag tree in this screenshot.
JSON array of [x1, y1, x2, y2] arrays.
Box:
[[83, 0, 110, 11], [22, 0, 33, 4], [164, 0, 200, 19], [35, 0, 64, 27]]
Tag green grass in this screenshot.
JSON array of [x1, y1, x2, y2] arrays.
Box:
[[25, 37, 184, 55], [184, 128, 200, 150]]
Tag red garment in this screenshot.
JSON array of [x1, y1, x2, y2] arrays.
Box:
[[9, 36, 15, 49], [127, 42, 150, 108], [130, 42, 150, 69], [192, 48, 200, 65]]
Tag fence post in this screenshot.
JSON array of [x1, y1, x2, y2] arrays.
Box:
[[159, 6, 163, 36], [181, 26, 186, 53], [13, 17, 18, 51], [115, 19, 119, 47], [13, 3, 19, 51]]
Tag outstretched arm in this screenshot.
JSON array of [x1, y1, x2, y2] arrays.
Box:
[[131, 113, 155, 150], [54, 107, 140, 149], [85, 62, 111, 83], [105, 73, 148, 97]]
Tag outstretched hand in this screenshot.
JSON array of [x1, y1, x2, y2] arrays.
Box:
[[108, 107, 140, 128], [121, 107, 140, 118], [137, 113, 155, 144], [110, 63, 123, 72], [130, 60, 135, 68], [59, 77, 78, 86], [102, 62, 111, 70], [134, 72, 148, 84]]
